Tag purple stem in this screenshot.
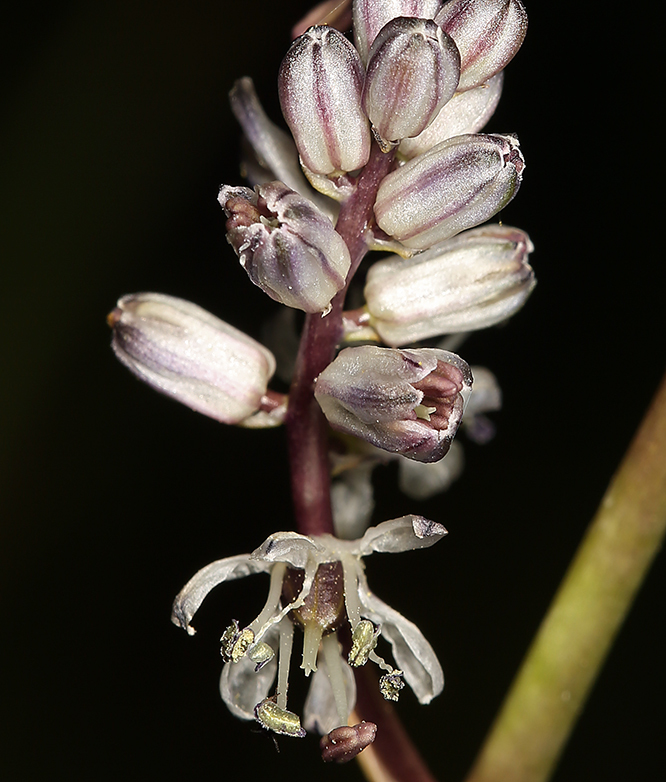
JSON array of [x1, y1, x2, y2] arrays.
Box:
[[355, 666, 439, 782], [285, 143, 396, 537]]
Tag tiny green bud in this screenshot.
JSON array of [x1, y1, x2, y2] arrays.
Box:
[[255, 699, 307, 738], [379, 670, 405, 702], [348, 620, 379, 667]]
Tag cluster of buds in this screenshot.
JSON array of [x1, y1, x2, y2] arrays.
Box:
[[109, 0, 532, 764]]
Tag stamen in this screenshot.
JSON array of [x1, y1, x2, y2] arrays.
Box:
[[276, 618, 294, 710], [249, 562, 287, 635], [368, 649, 394, 673], [414, 403, 437, 421], [321, 633, 349, 728], [341, 554, 363, 629], [253, 560, 317, 643], [348, 619, 378, 667]]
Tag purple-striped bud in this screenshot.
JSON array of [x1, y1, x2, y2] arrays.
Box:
[[374, 132, 524, 250], [219, 181, 351, 314], [364, 224, 535, 345], [435, 0, 527, 91], [315, 346, 472, 462], [362, 17, 460, 149], [353, 0, 442, 64], [278, 26, 371, 175], [109, 293, 275, 424], [398, 71, 503, 159]]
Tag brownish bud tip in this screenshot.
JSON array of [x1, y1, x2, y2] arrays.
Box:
[[106, 307, 122, 328], [320, 721, 377, 763]]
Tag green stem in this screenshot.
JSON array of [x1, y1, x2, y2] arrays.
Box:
[[464, 368, 666, 782]]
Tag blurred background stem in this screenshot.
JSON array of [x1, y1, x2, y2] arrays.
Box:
[[464, 368, 666, 782]]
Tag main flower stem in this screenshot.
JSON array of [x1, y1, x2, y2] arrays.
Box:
[[286, 143, 396, 538], [464, 369, 666, 782], [353, 667, 439, 782]]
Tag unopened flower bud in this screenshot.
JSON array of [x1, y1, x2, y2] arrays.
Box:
[[374, 132, 524, 250], [435, 0, 528, 91], [353, 0, 442, 64], [315, 346, 472, 462], [398, 71, 503, 159], [364, 224, 535, 344], [109, 293, 275, 424], [320, 722, 378, 763], [362, 17, 460, 149], [219, 181, 351, 313], [278, 25, 370, 175]]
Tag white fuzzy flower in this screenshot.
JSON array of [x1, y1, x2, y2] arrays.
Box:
[[172, 515, 446, 737]]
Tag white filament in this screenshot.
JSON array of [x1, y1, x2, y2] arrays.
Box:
[[252, 560, 317, 643], [321, 633, 349, 728], [276, 618, 294, 710], [341, 554, 363, 628], [249, 562, 287, 635]]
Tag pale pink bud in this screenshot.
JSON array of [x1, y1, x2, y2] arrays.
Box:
[[398, 71, 503, 159], [373, 132, 524, 250], [278, 25, 371, 175], [109, 293, 275, 424], [353, 0, 442, 64], [219, 181, 351, 314], [362, 17, 460, 148], [435, 0, 527, 91], [364, 224, 535, 345], [315, 346, 472, 462]]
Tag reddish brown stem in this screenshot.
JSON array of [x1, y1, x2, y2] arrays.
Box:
[[353, 666, 439, 782], [285, 143, 396, 537]]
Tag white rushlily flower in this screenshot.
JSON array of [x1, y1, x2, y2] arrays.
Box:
[[172, 515, 446, 739]]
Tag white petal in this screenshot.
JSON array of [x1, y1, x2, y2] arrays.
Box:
[[466, 366, 502, 416], [302, 645, 357, 734], [331, 464, 376, 540], [219, 624, 279, 720], [358, 573, 444, 704], [171, 554, 269, 635], [398, 442, 465, 500], [251, 531, 324, 569], [357, 515, 447, 556]]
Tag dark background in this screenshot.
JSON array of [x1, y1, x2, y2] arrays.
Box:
[[1, 2, 662, 780]]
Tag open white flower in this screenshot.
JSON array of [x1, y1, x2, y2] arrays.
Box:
[[172, 515, 446, 739]]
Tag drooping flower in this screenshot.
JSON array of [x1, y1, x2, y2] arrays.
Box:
[[374, 132, 525, 250], [361, 16, 461, 149], [435, 0, 528, 91], [219, 180, 351, 314], [278, 25, 371, 176], [315, 346, 473, 462], [364, 223, 535, 345], [108, 293, 276, 425], [172, 515, 446, 748]]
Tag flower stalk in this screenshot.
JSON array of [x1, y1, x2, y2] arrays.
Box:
[[464, 369, 666, 782], [285, 141, 396, 537]]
